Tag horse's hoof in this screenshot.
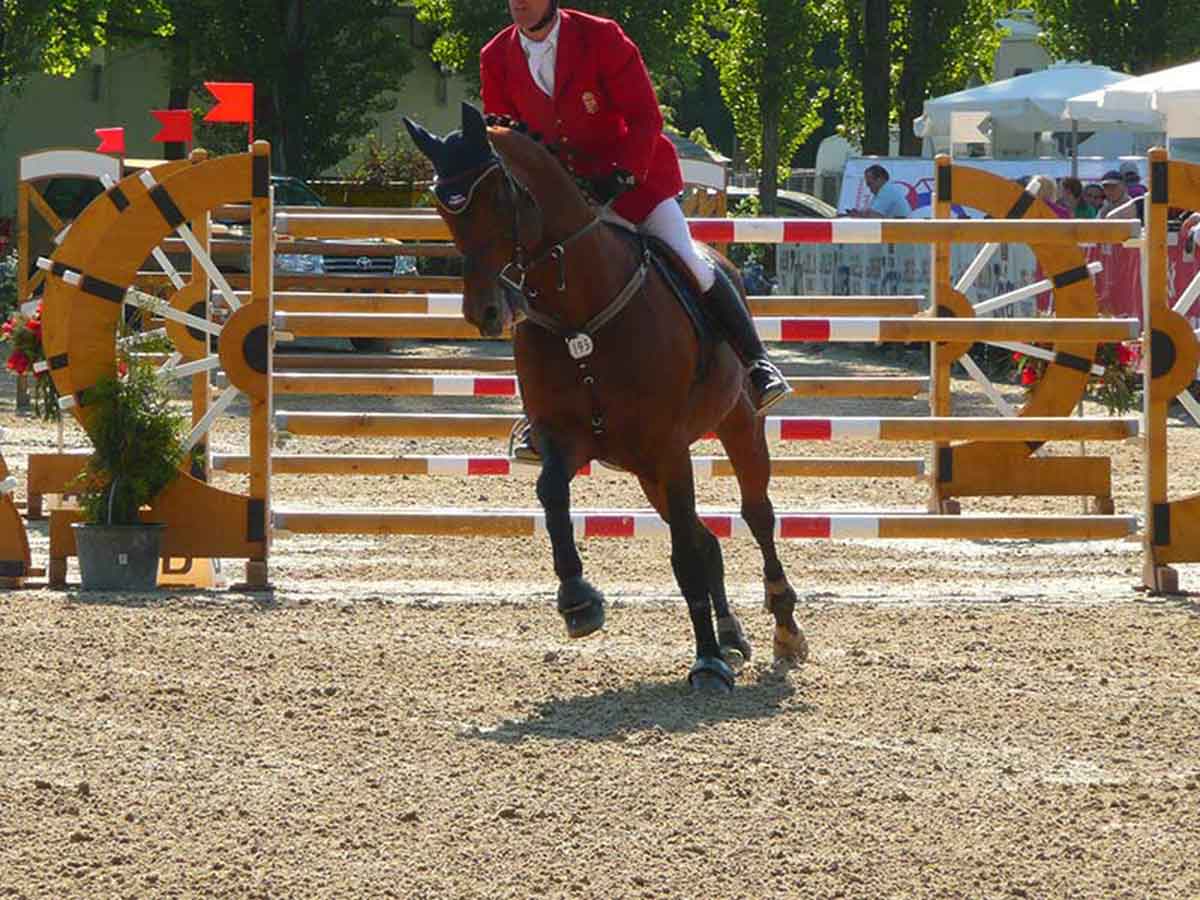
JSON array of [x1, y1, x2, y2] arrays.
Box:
[[689, 656, 735, 693], [717, 614, 753, 665], [772, 624, 809, 664], [557, 576, 605, 639]]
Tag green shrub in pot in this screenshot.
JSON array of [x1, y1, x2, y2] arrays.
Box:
[[71, 355, 189, 590]]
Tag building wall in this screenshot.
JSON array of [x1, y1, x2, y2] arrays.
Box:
[[0, 16, 475, 217], [0, 43, 169, 215]]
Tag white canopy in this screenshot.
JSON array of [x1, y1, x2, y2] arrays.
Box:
[[914, 62, 1132, 139], [1068, 60, 1200, 137]]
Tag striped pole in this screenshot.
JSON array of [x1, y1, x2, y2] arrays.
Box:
[[214, 453, 926, 480], [269, 372, 927, 399], [272, 313, 1138, 344], [272, 508, 1138, 541], [274, 411, 1139, 442], [273, 213, 1140, 246]]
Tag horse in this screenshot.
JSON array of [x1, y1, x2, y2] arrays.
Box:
[[404, 103, 807, 692]]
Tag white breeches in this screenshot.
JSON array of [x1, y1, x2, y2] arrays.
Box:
[[607, 199, 716, 292]]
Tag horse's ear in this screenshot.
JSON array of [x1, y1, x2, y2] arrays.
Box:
[[404, 117, 442, 166], [461, 102, 488, 152]]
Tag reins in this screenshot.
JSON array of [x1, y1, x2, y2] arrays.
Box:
[[434, 159, 650, 435]]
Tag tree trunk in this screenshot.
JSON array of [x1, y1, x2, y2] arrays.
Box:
[[759, 101, 780, 275], [861, 0, 890, 155], [279, 0, 307, 175]]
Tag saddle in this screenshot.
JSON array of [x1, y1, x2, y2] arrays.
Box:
[[601, 219, 718, 375]]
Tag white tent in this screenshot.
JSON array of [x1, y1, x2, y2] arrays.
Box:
[[914, 62, 1133, 139], [1067, 60, 1200, 137]]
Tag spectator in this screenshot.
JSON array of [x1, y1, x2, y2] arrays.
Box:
[[844, 164, 912, 218], [1099, 170, 1139, 219], [1033, 176, 1069, 217], [1060, 177, 1094, 218], [1084, 182, 1106, 215], [1120, 160, 1147, 198]]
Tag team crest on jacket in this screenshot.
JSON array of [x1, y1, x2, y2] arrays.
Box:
[[581, 92, 598, 114]]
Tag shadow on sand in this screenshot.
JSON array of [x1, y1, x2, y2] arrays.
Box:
[[463, 667, 810, 745]]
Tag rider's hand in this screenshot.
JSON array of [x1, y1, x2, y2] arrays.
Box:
[[586, 168, 636, 204]]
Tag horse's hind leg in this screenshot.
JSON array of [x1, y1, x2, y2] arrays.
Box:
[[638, 476, 751, 670], [651, 454, 736, 692], [537, 434, 604, 639], [717, 397, 809, 665]]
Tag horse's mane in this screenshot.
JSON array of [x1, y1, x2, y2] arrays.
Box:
[[485, 117, 594, 228]]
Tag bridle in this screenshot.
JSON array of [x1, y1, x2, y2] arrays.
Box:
[[436, 158, 649, 364]]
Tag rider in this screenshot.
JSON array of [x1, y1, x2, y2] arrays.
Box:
[[481, 0, 791, 459]]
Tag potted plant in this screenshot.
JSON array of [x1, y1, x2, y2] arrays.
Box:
[[71, 352, 188, 590]]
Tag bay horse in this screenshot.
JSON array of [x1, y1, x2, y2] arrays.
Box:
[[405, 103, 807, 691]]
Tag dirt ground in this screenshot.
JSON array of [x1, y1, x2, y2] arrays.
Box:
[[2, 342, 1199, 899]]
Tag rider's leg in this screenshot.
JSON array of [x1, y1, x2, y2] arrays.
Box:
[[639, 199, 791, 413]]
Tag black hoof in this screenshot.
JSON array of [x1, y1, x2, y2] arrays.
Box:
[[688, 656, 735, 693], [717, 614, 753, 668], [557, 576, 605, 639]]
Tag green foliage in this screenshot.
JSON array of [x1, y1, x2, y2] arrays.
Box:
[[180, 0, 414, 177], [0, 248, 17, 321], [835, 0, 1002, 153], [1030, 0, 1200, 74], [0, 0, 171, 88], [73, 355, 187, 526], [413, 0, 700, 85], [1012, 340, 1141, 416], [691, 0, 831, 176], [347, 131, 436, 188]]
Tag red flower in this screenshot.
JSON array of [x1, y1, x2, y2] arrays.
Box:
[[1020, 367, 1038, 386], [1, 321, 12, 336], [25, 317, 41, 335], [1115, 343, 1136, 366], [7, 350, 29, 374], [117, 360, 128, 377], [1011, 351, 1023, 362]]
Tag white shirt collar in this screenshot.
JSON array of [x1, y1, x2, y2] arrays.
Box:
[[518, 12, 560, 57]]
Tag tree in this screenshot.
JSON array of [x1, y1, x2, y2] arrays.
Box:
[[185, 0, 414, 177], [412, 0, 701, 87], [1031, 0, 1200, 74], [1, 0, 170, 88], [695, 0, 832, 215], [835, 0, 1003, 156]]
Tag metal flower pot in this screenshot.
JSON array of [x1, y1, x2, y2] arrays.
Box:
[[72, 523, 165, 591]]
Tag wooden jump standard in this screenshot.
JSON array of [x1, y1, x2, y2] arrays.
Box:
[[1142, 148, 1200, 592]]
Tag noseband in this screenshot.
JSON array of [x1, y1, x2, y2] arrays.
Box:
[[435, 161, 648, 363]]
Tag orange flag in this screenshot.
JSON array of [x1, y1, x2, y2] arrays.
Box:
[[95, 127, 125, 154]]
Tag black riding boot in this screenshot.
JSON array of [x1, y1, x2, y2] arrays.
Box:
[[706, 268, 792, 413]]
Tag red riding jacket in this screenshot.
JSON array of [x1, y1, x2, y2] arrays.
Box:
[[480, 9, 683, 223]]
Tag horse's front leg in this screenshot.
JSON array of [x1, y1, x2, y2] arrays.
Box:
[[662, 454, 736, 693], [536, 433, 605, 639]]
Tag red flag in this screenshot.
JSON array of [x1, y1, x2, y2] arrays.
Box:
[[151, 109, 194, 144], [95, 127, 125, 154], [204, 82, 254, 124]]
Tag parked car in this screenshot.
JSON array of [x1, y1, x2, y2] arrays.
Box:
[[725, 187, 838, 219]]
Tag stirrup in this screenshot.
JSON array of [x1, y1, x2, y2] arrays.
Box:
[[508, 418, 541, 462], [748, 360, 791, 415]]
